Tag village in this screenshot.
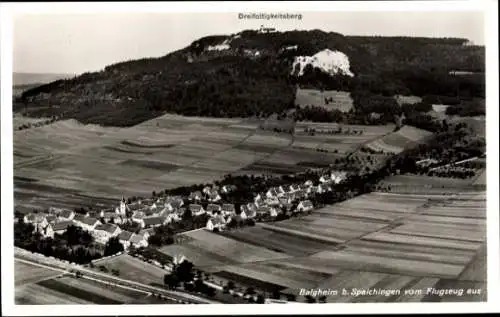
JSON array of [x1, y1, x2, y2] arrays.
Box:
[[21, 171, 347, 252]]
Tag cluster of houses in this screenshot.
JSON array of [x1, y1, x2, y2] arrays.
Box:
[[23, 206, 150, 250], [22, 171, 347, 248], [204, 171, 346, 231]]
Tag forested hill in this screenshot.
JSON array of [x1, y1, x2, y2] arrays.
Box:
[[15, 29, 485, 127]]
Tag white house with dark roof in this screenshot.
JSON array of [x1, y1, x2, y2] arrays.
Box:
[[93, 223, 122, 244], [132, 211, 146, 224], [307, 186, 318, 194], [246, 208, 257, 219], [256, 205, 278, 218], [45, 215, 58, 224], [141, 216, 166, 228], [48, 220, 74, 238], [256, 205, 270, 216], [206, 204, 221, 216], [130, 233, 149, 248], [189, 204, 205, 216], [240, 205, 257, 220], [266, 187, 280, 198], [148, 202, 158, 211], [127, 203, 144, 214], [278, 197, 292, 206], [278, 185, 291, 195], [202, 186, 212, 195], [76, 217, 101, 232], [289, 184, 301, 192], [138, 228, 154, 241], [207, 189, 222, 202], [304, 180, 314, 187], [297, 200, 314, 213], [206, 215, 226, 231], [246, 202, 258, 211], [101, 210, 120, 223], [71, 214, 86, 228], [221, 204, 236, 216], [58, 209, 75, 221], [254, 193, 264, 202], [118, 230, 134, 249], [111, 215, 124, 225], [331, 171, 347, 183], [163, 211, 181, 224], [294, 189, 307, 200], [24, 213, 49, 231], [319, 174, 332, 184], [239, 205, 250, 220], [165, 198, 184, 212], [189, 191, 203, 201], [266, 196, 280, 206], [156, 197, 166, 204]]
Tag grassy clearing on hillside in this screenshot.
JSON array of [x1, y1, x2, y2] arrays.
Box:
[[295, 88, 353, 112]]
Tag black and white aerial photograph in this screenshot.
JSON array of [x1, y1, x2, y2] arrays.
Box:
[[1, 1, 498, 315]]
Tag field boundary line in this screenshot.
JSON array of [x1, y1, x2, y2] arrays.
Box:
[[334, 196, 441, 249], [454, 242, 487, 282], [20, 273, 67, 287]]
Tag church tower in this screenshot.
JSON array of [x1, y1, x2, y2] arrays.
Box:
[[119, 196, 127, 216]]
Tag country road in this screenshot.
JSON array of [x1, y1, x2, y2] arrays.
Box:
[[14, 248, 220, 304]]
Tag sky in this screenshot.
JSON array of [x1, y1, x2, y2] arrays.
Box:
[[12, 10, 485, 74]]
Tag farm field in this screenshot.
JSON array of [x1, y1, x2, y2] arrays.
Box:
[[15, 261, 149, 305], [15, 260, 63, 287], [295, 88, 353, 112], [14, 113, 397, 211], [221, 226, 340, 256], [364, 126, 433, 154], [381, 174, 479, 191], [187, 190, 486, 302]]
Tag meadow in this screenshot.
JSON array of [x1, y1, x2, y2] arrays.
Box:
[[92, 254, 169, 287]]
